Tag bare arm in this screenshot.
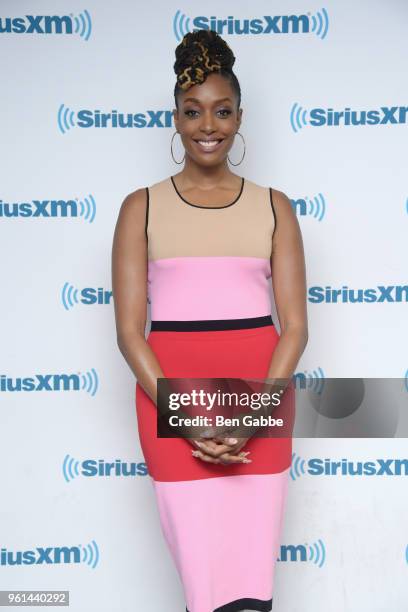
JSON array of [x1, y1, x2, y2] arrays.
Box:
[[111, 188, 164, 405], [111, 188, 234, 459], [266, 188, 308, 381], [195, 188, 309, 456]]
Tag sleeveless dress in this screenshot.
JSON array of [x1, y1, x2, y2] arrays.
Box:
[[135, 175, 295, 612]]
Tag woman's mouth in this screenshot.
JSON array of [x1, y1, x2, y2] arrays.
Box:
[[193, 139, 224, 153]]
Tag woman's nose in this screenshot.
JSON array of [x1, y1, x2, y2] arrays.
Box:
[[200, 111, 216, 132]]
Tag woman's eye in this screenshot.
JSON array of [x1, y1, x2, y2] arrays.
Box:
[[184, 109, 232, 118]]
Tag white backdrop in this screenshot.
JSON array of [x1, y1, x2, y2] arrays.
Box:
[[1, 1, 407, 610]]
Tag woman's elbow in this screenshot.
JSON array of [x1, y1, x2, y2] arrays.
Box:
[[116, 323, 147, 352], [283, 320, 308, 347]]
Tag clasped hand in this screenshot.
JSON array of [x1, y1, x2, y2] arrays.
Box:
[[189, 431, 252, 465]]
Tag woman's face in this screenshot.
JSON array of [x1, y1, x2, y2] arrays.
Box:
[[173, 72, 242, 166]]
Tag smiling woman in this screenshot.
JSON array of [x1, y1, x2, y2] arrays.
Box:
[[172, 75, 242, 167], [171, 30, 244, 174], [112, 28, 308, 612]]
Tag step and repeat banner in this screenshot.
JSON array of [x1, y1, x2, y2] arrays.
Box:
[[1, 1, 407, 610]]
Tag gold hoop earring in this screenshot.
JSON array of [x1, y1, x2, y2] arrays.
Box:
[[171, 131, 185, 164], [227, 131, 246, 166]]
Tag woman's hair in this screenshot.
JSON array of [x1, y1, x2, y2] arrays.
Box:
[[173, 29, 241, 110]]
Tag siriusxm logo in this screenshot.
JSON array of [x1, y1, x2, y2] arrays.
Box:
[[0, 195, 96, 222], [1, 370, 98, 396], [293, 368, 325, 394], [290, 103, 408, 132], [291, 193, 326, 221], [1, 541, 99, 568], [291, 453, 408, 481], [173, 9, 329, 41], [0, 11, 92, 40], [278, 539, 325, 566], [62, 283, 112, 310], [57, 104, 172, 133], [63, 455, 148, 482], [309, 285, 408, 303]]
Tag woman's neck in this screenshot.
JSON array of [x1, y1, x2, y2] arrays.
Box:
[[175, 160, 238, 190]]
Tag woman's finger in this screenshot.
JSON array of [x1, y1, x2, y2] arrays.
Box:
[[194, 440, 232, 457], [192, 450, 221, 464], [192, 439, 217, 454], [219, 451, 252, 464], [214, 437, 250, 455], [192, 448, 251, 465]]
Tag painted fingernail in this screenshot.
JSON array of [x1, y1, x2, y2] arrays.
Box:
[[192, 450, 200, 456], [242, 458, 252, 463], [226, 438, 237, 444]]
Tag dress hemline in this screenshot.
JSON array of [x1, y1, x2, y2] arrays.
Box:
[[186, 596, 273, 612]]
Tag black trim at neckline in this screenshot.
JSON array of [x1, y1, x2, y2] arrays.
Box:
[[170, 175, 245, 209]]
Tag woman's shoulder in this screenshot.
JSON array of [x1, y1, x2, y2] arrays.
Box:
[[120, 186, 148, 212], [244, 177, 293, 212], [256, 182, 299, 238], [120, 174, 171, 208], [269, 186, 293, 215]]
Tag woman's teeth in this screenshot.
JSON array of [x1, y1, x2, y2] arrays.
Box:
[[196, 140, 221, 148]]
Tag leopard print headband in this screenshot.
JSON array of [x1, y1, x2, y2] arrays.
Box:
[[176, 40, 222, 91]]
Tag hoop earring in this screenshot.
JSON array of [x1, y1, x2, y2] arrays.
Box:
[[227, 131, 246, 166], [171, 131, 185, 164]]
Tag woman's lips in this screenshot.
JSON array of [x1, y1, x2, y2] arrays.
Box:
[[193, 139, 224, 153]]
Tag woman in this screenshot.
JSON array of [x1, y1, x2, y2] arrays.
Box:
[[112, 29, 308, 612]]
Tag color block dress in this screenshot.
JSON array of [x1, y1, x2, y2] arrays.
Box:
[[135, 175, 295, 612]]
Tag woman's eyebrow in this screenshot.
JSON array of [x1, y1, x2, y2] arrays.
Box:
[[183, 97, 232, 104]]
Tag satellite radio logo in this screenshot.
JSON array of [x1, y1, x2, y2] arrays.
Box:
[[290, 103, 408, 132], [0, 11, 92, 40], [173, 8, 329, 41], [62, 455, 148, 482], [1, 370, 99, 395], [277, 540, 326, 566], [309, 285, 408, 303], [62, 283, 113, 309], [0, 195, 96, 222], [293, 367, 325, 394], [291, 453, 408, 481], [1, 541, 99, 568], [291, 193, 326, 221], [57, 104, 173, 133]]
